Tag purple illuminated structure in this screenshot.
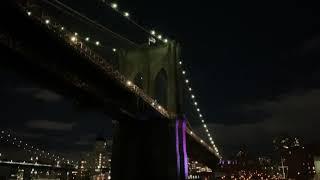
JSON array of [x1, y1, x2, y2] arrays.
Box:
[[176, 117, 188, 179], [182, 118, 188, 177], [176, 119, 181, 177]]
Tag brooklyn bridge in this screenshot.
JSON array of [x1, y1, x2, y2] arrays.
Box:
[[0, 0, 220, 179]]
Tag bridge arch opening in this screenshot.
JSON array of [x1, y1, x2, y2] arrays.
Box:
[[154, 68, 168, 109], [133, 72, 144, 90]]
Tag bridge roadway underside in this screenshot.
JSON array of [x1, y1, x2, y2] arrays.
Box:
[[0, 1, 219, 179]]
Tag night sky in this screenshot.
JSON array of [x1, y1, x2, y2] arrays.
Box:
[[2, 0, 320, 158]]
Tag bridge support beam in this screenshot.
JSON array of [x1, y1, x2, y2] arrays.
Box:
[[111, 117, 187, 180], [59, 170, 68, 180], [176, 117, 188, 180], [23, 167, 31, 180]]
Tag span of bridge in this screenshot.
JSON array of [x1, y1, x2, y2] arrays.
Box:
[[0, 160, 74, 170], [0, 0, 221, 179]]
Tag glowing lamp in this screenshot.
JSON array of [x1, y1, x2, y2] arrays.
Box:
[[111, 3, 118, 9]]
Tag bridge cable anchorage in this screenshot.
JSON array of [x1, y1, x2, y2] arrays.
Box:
[[97, 0, 170, 44], [0, 130, 76, 166], [22, 4, 174, 119], [178, 60, 222, 158]]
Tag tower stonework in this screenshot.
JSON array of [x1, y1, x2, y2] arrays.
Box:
[[118, 42, 181, 113]]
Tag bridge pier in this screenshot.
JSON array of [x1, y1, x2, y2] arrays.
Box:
[[23, 167, 31, 180], [111, 117, 185, 180]]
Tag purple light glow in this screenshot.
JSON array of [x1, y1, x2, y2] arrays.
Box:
[[182, 118, 188, 177], [175, 120, 181, 177]]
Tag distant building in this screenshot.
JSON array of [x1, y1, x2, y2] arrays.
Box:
[[273, 136, 315, 179], [76, 135, 112, 179], [91, 136, 108, 173], [188, 159, 213, 179]]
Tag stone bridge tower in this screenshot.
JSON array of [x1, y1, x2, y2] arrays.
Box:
[[118, 41, 181, 114]]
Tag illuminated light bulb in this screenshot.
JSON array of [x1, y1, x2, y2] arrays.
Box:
[[27, 11, 32, 16], [111, 3, 118, 9], [126, 81, 132, 86], [199, 114, 203, 117], [158, 105, 162, 109], [194, 102, 198, 106], [85, 37, 90, 41], [201, 120, 204, 123], [206, 129, 209, 132], [151, 30, 156, 35], [203, 124, 207, 128], [74, 32, 78, 36], [70, 36, 77, 42], [197, 108, 200, 112], [157, 35, 162, 40], [200, 140, 204, 143], [191, 94, 195, 99], [190, 131, 193, 135], [179, 61, 182, 65], [45, 19, 50, 24], [112, 48, 117, 52], [182, 70, 186, 75], [124, 12, 130, 17], [210, 137, 213, 141], [189, 87, 192, 91], [185, 79, 189, 83], [61, 27, 64, 30], [152, 102, 155, 106], [164, 39, 168, 43], [95, 41, 100, 46]]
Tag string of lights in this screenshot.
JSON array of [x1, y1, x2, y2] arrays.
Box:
[[98, 0, 170, 44], [178, 60, 222, 158], [44, 0, 137, 47], [23, 2, 218, 157], [0, 130, 75, 166]]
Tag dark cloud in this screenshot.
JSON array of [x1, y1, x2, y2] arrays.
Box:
[[14, 131, 46, 139], [196, 89, 320, 156], [25, 120, 76, 131], [15, 87, 63, 102], [74, 134, 97, 146]]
